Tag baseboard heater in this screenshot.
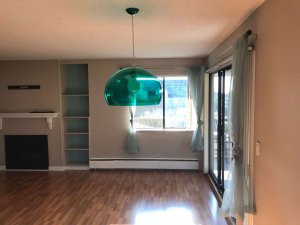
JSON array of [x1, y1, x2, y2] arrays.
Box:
[[89, 158, 199, 170]]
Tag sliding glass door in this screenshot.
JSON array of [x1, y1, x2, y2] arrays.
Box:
[[209, 66, 232, 194]]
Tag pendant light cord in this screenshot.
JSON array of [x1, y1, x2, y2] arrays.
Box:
[[131, 14, 136, 68]]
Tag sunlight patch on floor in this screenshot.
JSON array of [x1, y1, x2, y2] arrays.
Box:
[[134, 207, 198, 225]]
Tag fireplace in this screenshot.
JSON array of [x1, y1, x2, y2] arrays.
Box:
[[5, 135, 49, 169]]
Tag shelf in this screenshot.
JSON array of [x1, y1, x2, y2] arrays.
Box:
[[63, 116, 89, 118], [65, 148, 89, 151], [64, 132, 88, 148], [64, 117, 88, 133], [62, 94, 89, 96], [62, 95, 89, 116], [65, 150, 89, 165], [0, 112, 59, 130], [61, 64, 88, 94]]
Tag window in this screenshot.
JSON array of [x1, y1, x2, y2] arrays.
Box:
[[135, 76, 194, 130], [209, 66, 232, 194]]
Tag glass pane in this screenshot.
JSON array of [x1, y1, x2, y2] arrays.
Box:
[[135, 78, 163, 129], [165, 77, 188, 129], [210, 73, 219, 178], [224, 69, 232, 187]]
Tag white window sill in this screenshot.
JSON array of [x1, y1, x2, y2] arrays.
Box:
[[136, 129, 194, 132]]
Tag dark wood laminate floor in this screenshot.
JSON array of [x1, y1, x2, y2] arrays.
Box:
[[0, 170, 227, 225]]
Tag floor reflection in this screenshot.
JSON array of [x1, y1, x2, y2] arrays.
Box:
[[135, 207, 197, 225]]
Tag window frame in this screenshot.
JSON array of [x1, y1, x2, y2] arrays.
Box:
[[135, 75, 194, 131]]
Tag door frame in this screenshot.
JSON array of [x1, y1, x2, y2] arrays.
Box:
[[208, 65, 232, 195]]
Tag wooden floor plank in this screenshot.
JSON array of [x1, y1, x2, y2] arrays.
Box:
[[0, 170, 227, 225]]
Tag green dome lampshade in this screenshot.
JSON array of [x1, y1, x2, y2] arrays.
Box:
[[104, 67, 162, 106]]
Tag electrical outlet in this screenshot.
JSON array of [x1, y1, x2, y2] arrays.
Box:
[[256, 141, 261, 157]]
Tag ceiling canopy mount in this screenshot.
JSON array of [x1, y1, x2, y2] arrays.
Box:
[[126, 7, 139, 15]]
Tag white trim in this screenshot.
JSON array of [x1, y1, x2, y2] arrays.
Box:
[[247, 50, 256, 225], [250, 50, 256, 164], [0, 113, 59, 130], [90, 157, 197, 161], [89, 159, 199, 170], [203, 72, 209, 173], [58, 61, 65, 173], [49, 166, 65, 171], [136, 129, 194, 132], [64, 165, 90, 170], [0, 166, 6, 170]]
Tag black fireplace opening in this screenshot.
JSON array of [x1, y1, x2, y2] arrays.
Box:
[[5, 135, 49, 170]]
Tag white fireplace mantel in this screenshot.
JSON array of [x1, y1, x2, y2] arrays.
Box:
[[0, 113, 59, 130]]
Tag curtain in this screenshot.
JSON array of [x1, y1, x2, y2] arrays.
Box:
[[188, 66, 205, 152], [220, 33, 255, 222], [127, 106, 139, 153]]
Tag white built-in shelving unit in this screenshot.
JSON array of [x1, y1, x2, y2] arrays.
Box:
[[60, 64, 89, 169]]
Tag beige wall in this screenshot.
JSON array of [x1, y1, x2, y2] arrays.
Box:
[[86, 58, 204, 164], [0, 58, 205, 168], [207, 0, 300, 224], [0, 60, 62, 166]]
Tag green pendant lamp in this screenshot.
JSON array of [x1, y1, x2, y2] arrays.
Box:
[[104, 8, 162, 106]]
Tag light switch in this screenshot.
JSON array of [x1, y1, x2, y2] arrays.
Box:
[[256, 141, 261, 157]]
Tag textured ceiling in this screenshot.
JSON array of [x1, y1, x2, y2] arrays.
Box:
[[0, 0, 264, 60]]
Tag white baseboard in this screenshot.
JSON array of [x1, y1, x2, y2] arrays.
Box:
[[64, 165, 90, 170], [48, 166, 65, 171], [0, 166, 6, 171], [89, 158, 199, 170], [1, 159, 199, 171]]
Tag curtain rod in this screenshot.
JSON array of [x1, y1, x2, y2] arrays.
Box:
[[217, 30, 257, 58], [208, 30, 256, 73], [207, 56, 233, 73]]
